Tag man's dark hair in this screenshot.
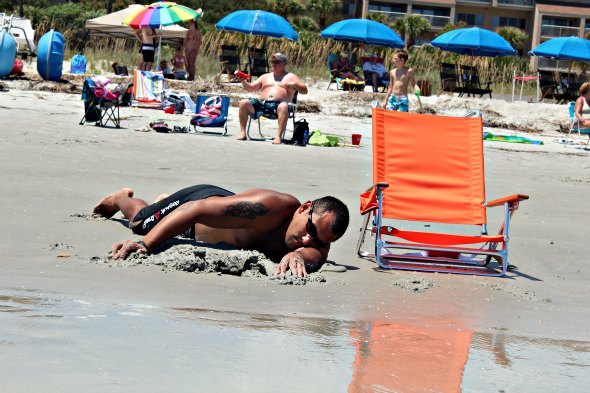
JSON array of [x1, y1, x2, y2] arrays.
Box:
[[313, 196, 350, 240]]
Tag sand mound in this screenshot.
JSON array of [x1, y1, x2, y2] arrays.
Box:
[[90, 244, 327, 285]]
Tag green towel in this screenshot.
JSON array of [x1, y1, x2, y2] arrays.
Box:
[[308, 129, 341, 147], [483, 132, 544, 145]]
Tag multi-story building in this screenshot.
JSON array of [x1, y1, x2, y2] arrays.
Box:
[[342, 0, 590, 69]]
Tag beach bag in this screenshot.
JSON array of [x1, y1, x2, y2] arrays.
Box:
[[162, 93, 185, 114], [190, 96, 222, 126], [150, 119, 171, 133], [84, 100, 101, 122], [292, 118, 310, 146]]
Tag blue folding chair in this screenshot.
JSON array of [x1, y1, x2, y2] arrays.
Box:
[[568, 101, 590, 148], [190, 95, 230, 136]]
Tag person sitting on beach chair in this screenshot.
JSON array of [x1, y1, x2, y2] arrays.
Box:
[[236, 53, 308, 144], [93, 185, 349, 277]]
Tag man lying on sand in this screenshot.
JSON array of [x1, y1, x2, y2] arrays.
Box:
[[93, 185, 349, 277], [236, 53, 308, 144]]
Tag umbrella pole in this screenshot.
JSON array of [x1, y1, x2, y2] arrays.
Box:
[[156, 30, 162, 71]]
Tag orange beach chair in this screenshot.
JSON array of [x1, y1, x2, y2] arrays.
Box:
[[357, 109, 529, 276]]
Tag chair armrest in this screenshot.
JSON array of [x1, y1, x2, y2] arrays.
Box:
[[365, 182, 390, 192], [486, 194, 529, 207], [482, 81, 493, 89]]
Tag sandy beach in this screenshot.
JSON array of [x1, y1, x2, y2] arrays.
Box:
[[1, 76, 589, 392]]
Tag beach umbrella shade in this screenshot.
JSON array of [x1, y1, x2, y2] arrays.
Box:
[[320, 19, 404, 49], [431, 27, 516, 57], [529, 36, 590, 62], [215, 10, 298, 41], [123, 1, 203, 68]]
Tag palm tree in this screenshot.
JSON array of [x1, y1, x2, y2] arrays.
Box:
[[392, 14, 431, 50], [308, 0, 341, 29], [496, 26, 528, 49]]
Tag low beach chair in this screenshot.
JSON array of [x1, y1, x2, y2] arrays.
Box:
[[361, 56, 389, 93], [568, 101, 590, 148], [79, 78, 132, 128], [557, 72, 580, 104], [246, 92, 298, 141], [190, 95, 230, 136], [132, 70, 165, 108], [537, 70, 558, 101], [247, 47, 268, 80], [459, 65, 492, 98], [438, 63, 465, 96], [357, 109, 529, 276], [219, 44, 241, 82]]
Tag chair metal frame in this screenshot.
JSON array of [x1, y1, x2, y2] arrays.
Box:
[[246, 92, 298, 141], [357, 109, 529, 277]]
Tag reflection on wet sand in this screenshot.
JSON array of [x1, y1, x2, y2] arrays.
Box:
[[348, 321, 472, 393], [1, 289, 589, 392]]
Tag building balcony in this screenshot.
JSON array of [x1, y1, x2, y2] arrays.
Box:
[[496, 0, 534, 7], [540, 24, 580, 38], [368, 10, 451, 29]]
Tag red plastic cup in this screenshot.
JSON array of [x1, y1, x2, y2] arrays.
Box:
[[234, 70, 250, 80], [164, 106, 175, 114], [352, 133, 362, 146]]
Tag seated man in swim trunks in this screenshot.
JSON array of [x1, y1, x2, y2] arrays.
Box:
[[93, 185, 349, 278], [236, 53, 308, 144], [382, 49, 419, 112]]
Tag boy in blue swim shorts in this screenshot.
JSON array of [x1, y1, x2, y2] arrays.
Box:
[[382, 49, 419, 113]]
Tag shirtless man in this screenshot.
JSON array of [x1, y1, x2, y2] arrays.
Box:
[[237, 53, 308, 144], [382, 50, 419, 112], [135, 27, 159, 71], [93, 185, 349, 277]]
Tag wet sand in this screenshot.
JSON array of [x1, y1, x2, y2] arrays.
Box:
[[1, 87, 589, 392]]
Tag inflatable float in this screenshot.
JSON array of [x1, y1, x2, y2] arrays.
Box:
[[0, 30, 17, 78], [37, 29, 65, 81]]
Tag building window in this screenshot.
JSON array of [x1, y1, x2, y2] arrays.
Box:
[[541, 17, 572, 27], [412, 6, 448, 17], [368, 2, 405, 13], [456, 13, 484, 26], [491, 16, 526, 30]]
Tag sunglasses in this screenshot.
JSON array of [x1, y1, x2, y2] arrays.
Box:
[[271, 59, 284, 64], [307, 202, 328, 249]]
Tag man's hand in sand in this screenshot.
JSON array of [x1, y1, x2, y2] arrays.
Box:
[[110, 240, 148, 260], [274, 251, 307, 278]]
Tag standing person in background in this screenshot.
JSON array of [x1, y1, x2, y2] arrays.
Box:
[[184, 19, 202, 81], [382, 49, 419, 112], [135, 27, 159, 71]]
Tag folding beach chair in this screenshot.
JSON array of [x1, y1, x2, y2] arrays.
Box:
[[219, 44, 241, 82], [190, 95, 230, 136], [132, 70, 165, 108], [537, 70, 558, 101], [357, 109, 529, 276], [568, 101, 590, 148], [79, 78, 102, 126], [438, 63, 465, 96], [459, 65, 492, 98], [326, 53, 340, 90], [557, 72, 580, 104], [247, 47, 268, 80], [98, 83, 133, 128], [246, 92, 298, 141]]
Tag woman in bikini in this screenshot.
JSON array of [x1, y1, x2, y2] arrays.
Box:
[[184, 19, 202, 81]]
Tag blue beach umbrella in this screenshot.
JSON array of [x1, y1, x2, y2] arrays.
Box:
[[431, 27, 516, 57], [215, 10, 298, 41], [320, 19, 404, 48], [529, 36, 590, 62]]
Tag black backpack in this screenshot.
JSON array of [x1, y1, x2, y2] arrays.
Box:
[[291, 118, 310, 146]]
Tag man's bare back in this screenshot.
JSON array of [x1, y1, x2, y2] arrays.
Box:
[[93, 185, 349, 277]]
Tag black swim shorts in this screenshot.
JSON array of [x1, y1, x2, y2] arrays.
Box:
[[142, 44, 155, 63], [130, 184, 234, 237], [248, 98, 284, 120]]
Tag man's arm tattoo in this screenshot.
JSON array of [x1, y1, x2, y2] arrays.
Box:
[[222, 202, 269, 220]]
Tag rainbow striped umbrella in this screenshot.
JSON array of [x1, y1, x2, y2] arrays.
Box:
[[123, 2, 202, 70], [123, 2, 202, 29]]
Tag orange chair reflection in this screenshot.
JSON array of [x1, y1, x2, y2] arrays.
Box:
[[349, 321, 473, 393]]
